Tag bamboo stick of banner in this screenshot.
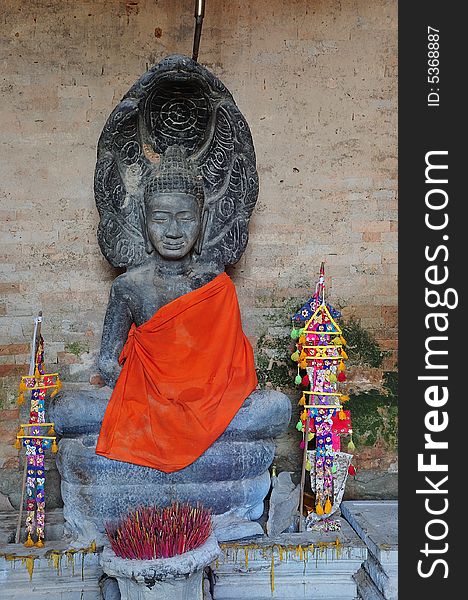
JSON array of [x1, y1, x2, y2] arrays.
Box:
[[15, 312, 42, 544], [298, 412, 311, 532]]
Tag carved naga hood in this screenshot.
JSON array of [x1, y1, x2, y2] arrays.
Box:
[[94, 55, 259, 271]]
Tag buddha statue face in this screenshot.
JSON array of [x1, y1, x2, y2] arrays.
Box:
[[143, 145, 204, 261], [145, 191, 201, 260]]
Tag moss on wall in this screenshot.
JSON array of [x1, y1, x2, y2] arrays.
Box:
[[347, 375, 398, 450], [341, 318, 389, 369], [254, 298, 300, 389], [65, 341, 90, 356]]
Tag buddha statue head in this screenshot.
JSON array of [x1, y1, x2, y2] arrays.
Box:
[[143, 145, 205, 261]]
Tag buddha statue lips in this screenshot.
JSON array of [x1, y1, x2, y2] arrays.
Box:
[[50, 55, 291, 543]]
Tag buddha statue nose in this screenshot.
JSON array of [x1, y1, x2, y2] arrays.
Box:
[[166, 217, 183, 238]]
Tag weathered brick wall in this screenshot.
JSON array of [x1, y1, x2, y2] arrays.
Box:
[[1, 0, 397, 505]]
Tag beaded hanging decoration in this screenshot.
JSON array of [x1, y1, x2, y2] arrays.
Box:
[[15, 334, 61, 547], [291, 264, 354, 515]]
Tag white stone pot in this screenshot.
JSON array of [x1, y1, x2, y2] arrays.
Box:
[[100, 534, 221, 600]]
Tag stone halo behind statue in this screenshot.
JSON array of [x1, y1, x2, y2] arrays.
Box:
[[94, 54, 259, 274]]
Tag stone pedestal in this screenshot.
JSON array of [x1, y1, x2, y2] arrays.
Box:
[[51, 388, 291, 545], [213, 523, 367, 600], [100, 535, 220, 600]]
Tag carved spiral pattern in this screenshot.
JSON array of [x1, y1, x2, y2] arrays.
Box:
[[146, 82, 210, 154]]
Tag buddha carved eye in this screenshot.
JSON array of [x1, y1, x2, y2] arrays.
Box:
[[177, 211, 196, 222], [152, 211, 169, 222]]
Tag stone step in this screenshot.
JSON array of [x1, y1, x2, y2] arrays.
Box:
[[341, 501, 398, 566], [0, 540, 103, 600], [354, 567, 386, 600], [341, 501, 397, 599], [212, 521, 367, 600], [0, 508, 65, 544]]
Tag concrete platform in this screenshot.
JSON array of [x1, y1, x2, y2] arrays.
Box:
[[341, 501, 398, 600], [212, 521, 367, 600], [0, 539, 102, 600], [0, 502, 398, 600], [0, 509, 64, 545]]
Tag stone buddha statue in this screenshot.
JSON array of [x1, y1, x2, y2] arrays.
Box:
[[98, 144, 218, 391], [50, 55, 291, 544]]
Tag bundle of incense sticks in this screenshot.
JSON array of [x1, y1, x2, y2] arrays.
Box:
[[105, 502, 212, 560]]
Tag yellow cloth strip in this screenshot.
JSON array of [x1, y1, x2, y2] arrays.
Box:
[[17, 435, 57, 440], [302, 345, 342, 349], [305, 357, 341, 361], [20, 423, 55, 428], [21, 373, 59, 380], [19, 384, 58, 391], [304, 404, 342, 409], [303, 391, 340, 396]]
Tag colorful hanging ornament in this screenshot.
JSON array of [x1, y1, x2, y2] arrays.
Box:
[[14, 315, 60, 547], [293, 263, 355, 524]]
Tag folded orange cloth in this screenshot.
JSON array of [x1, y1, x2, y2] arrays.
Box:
[[96, 272, 258, 472]]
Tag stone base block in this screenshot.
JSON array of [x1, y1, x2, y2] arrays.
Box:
[[61, 470, 270, 545], [354, 567, 385, 600], [0, 540, 102, 600], [212, 522, 367, 600], [342, 501, 397, 599]]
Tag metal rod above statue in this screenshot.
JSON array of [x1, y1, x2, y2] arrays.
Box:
[[192, 0, 206, 61]]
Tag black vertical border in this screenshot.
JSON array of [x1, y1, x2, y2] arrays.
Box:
[[399, 4, 462, 596]]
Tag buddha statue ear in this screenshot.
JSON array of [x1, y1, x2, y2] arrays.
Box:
[[138, 202, 154, 255], [145, 235, 154, 255], [194, 208, 208, 256]]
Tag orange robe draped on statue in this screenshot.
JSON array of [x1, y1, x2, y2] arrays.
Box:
[[96, 272, 258, 472]]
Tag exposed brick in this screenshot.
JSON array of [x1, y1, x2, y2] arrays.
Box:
[[0, 283, 20, 294], [0, 343, 29, 356], [352, 220, 391, 233], [57, 351, 80, 365], [362, 231, 382, 242], [0, 364, 29, 377], [0, 408, 19, 421]]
